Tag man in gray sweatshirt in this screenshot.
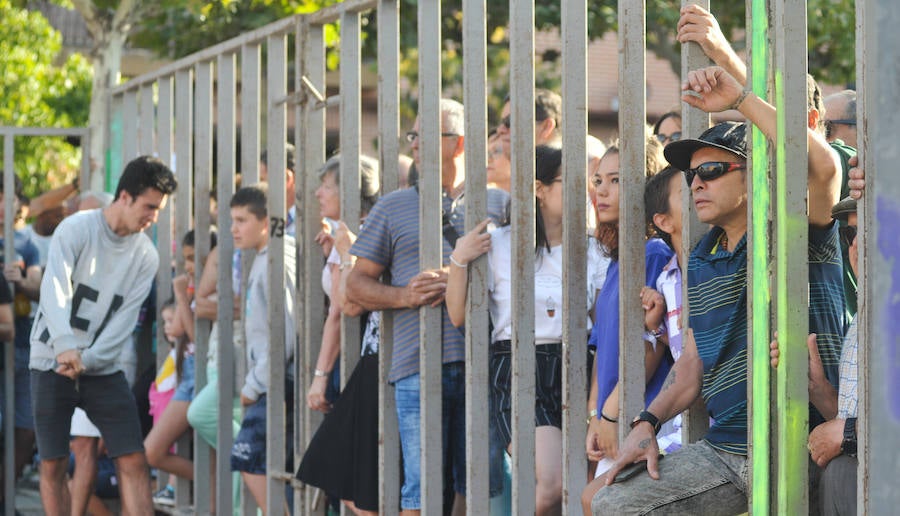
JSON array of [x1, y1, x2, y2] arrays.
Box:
[[29, 156, 176, 516]]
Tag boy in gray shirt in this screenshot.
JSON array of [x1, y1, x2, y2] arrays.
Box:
[[228, 183, 297, 509]]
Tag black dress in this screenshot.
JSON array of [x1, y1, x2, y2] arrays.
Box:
[[296, 314, 380, 512]]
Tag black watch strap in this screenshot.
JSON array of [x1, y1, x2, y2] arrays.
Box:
[[631, 410, 661, 435], [841, 417, 858, 457]]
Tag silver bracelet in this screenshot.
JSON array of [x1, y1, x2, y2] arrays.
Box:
[[449, 254, 467, 268], [730, 88, 752, 111], [313, 369, 330, 378]]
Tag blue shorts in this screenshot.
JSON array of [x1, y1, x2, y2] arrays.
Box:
[[0, 345, 35, 429], [394, 362, 501, 509], [231, 392, 293, 475], [171, 354, 195, 402]]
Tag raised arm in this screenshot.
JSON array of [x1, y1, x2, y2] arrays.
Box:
[[682, 66, 841, 227], [445, 219, 493, 327], [677, 4, 747, 85]]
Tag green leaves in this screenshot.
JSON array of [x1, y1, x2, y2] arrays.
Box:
[[0, 1, 92, 198]]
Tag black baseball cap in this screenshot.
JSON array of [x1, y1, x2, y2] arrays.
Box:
[[831, 196, 857, 221], [663, 121, 749, 171]]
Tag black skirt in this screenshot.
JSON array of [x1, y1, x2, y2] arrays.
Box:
[[295, 353, 379, 511]]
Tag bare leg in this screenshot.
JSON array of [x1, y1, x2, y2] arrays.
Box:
[[451, 493, 466, 516], [580, 471, 610, 516], [143, 400, 193, 480], [113, 451, 152, 516], [69, 436, 99, 516], [40, 457, 72, 516], [241, 472, 267, 514], [85, 494, 114, 516], [535, 426, 563, 516], [342, 499, 378, 516], [15, 427, 36, 477]]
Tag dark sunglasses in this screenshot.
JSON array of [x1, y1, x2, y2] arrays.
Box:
[[839, 225, 857, 248], [824, 118, 856, 139], [684, 161, 746, 185], [656, 131, 682, 144]]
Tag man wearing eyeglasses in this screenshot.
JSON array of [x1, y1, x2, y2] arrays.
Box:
[[495, 88, 562, 158], [824, 90, 858, 150], [590, 64, 843, 515], [347, 98, 506, 514]]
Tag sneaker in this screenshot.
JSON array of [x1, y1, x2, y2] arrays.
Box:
[[152, 485, 175, 506]]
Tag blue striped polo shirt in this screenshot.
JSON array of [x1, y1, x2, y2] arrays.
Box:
[[689, 223, 844, 455], [351, 185, 508, 383]]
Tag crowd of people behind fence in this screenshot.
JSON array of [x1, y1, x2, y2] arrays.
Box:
[[2, 4, 871, 516]]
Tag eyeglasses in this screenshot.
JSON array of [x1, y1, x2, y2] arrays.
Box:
[[656, 131, 682, 145], [405, 131, 460, 143], [684, 161, 746, 185], [839, 224, 857, 249], [824, 118, 856, 139]]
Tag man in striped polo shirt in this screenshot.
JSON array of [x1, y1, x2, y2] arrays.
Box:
[[591, 65, 843, 514], [347, 99, 506, 514]]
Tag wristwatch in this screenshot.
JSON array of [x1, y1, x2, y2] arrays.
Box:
[[630, 410, 661, 435], [841, 417, 857, 457]]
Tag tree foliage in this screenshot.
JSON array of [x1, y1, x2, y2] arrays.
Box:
[[0, 0, 92, 198]]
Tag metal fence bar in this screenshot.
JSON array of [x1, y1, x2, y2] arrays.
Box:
[[339, 9, 363, 387], [107, 94, 124, 191], [773, 0, 810, 512], [416, 0, 444, 513], [858, 1, 900, 514], [509, 0, 537, 512], [461, 0, 490, 512], [561, 0, 589, 510], [122, 89, 138, 163], [678, 0, 711, 444], [2, 134, 14, 516], [290, 19, 305, 513], [173, 66, 194, 510], [746, 0, 774, 512], [297, 19, 327, 515], [139, 85, 155, 155], [215, 51, 237, 516], [156, 77, 174, 371], [616, 0, 647, 443], [265, 32, 289, 515], [375, 1, 401, 512], [192, 59, 214, 515]]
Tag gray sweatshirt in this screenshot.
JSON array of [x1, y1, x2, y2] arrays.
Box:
[[242, 236, 297, 401], [29, 209, 158, 375]]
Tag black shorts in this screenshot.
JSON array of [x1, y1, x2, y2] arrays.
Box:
[[489, 341, 562, 446], [31, 370, 144, 460]]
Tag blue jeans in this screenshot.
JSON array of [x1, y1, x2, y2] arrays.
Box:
[[395, 362, 471, 510]]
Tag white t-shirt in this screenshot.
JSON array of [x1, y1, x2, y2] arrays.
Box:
[[487, 227, 608, 344]]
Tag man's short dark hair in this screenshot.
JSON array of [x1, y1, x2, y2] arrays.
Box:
[[230, 183, 268, 220], [114, 156, 177, 202]]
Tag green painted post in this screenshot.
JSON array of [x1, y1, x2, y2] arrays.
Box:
[[748, 0, 771, 513]]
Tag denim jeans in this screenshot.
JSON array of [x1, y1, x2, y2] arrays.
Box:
[[591, 440, 749, 515], [396, 362, 505, 510]]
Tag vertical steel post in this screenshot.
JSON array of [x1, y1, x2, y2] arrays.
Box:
[[173, 66, 194, 510], [375, 2, 401, 512], [2, 133, 14, 516], [298, 20, 327, 514], [561, 0, 589, 510], [108, 94, 124, 191], [616, 0, 647, 440], [461, 0, 490, 512], [139, 85, 155, 156], [215, 51, 237, 516], [773, 0, 810, 513], [265, 32, 289, 515], [417, 1, 444, 513], [339, 9, 363, 386], [193, 59, 214, 516], [679, 0, 712, 444], [155, 77, 174, 372], [509, 0, 537, 512], [123, 89, 138, 162], [858, 1, 900, 514]]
